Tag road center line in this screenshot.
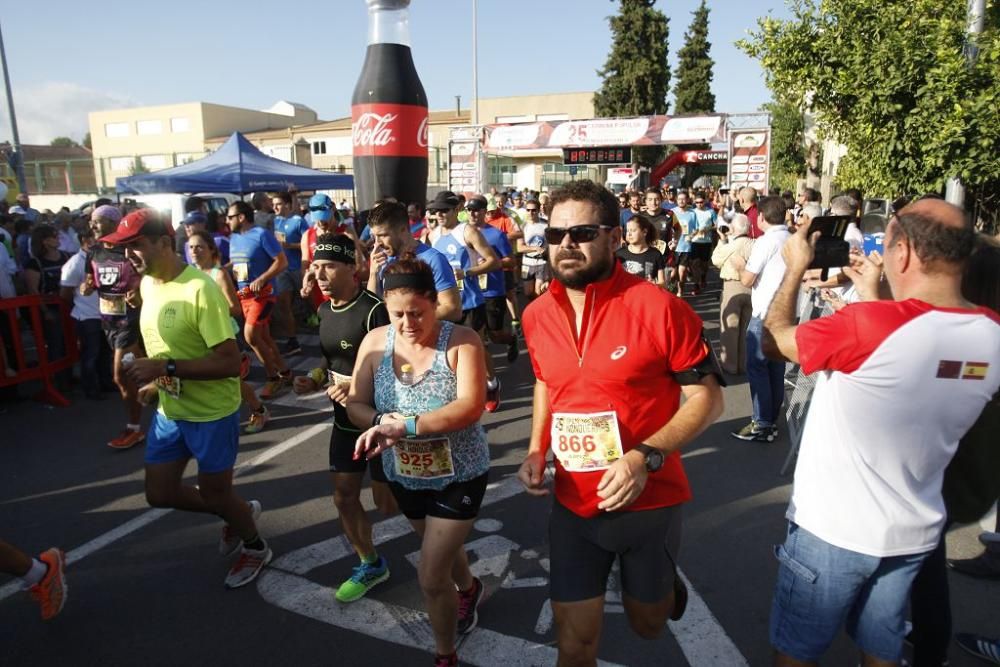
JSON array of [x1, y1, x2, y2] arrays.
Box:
[[0, 421, 331, 602]]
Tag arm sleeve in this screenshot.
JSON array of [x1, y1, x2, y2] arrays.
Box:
[[197, 278, 237, 349], [497, 234, 513, 258], [60, 254, 83, 287], [663, 296, 710, 372], [429, 253, 458, 292]]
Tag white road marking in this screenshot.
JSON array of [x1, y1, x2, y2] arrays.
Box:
[[669, 569, 750, 666], [0, 422, 332, 602]]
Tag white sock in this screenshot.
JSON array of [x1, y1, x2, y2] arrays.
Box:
[[486, 378, 498, 390], [21, 558, 47, 588], [126, 423, 141, 432]]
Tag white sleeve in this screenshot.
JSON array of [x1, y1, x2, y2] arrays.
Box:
[[60, 253, 84, 287], [745, 235, 771, 275]]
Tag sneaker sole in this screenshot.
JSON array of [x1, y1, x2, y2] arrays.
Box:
[[335, 569, 390, 603], [42, 549, 68, 620], [224, 549, 273, 589], [107, 436, 144, 450]]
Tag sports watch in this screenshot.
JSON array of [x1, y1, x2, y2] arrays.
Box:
[[165, 359, 177, 377], [634, 444, 664, 473]]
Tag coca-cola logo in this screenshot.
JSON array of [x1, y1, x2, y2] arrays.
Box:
[[353, 112, 397, 147], [417, 117, 428, 148]]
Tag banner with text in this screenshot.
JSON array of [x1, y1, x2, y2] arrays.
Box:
[[727, 129, 770, 193]]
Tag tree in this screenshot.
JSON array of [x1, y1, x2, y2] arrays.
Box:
[[594, 0, 671, 165], [673, 0, 716, 115], [738, 0, 1000, 200], [762, 98, 806, 192], [128, 157, 149, 176], [82, 132, 92, 150], [49, 137, 79, 148]]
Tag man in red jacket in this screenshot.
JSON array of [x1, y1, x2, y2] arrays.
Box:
[[518, 179, 724, 665]]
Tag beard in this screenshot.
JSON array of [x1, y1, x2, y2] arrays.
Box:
[[549, 248, 613, 290]]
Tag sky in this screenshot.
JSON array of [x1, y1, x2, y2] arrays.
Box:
[[0, 0, 792, 145]]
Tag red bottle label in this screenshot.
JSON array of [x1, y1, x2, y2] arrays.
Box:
[[351, 103, 428, 158]]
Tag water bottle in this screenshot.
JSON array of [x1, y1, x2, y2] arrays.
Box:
[[399, 363, 414, 386]]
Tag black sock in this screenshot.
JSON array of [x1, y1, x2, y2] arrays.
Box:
[[243, 535, 265, 551]]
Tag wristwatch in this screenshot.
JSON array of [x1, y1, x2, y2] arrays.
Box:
[[634, 444, 664, 473], [164, 359, 177, 377]]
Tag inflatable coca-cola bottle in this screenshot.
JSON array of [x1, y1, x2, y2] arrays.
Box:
[[352, 0, 429, 215]]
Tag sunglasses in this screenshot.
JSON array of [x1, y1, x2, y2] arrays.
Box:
[[543, 224, 611, 245], [525, 208, 540, 213], [309, 206, 331, 212]]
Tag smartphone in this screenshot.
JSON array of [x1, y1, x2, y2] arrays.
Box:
[[808, 215, 852, 276]]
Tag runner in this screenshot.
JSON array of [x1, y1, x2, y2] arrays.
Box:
[[292, 233, 395, 603], [516, 198, 549, 302], [271, 192, 310, 357], [672, 191, 697, 296], [186, 230, 269, 435], [227, 201, 292, 400], [427, 191, 502, 401], [616, 214, 667, 287], [349, 256, 490, 667], [81, 205, 146, 449], [517, 180, 724, 666], [0, 540, 65, 620], [690, 194, 717, 293], [103, 209, 271, 588], [364, 201, 461, 323]]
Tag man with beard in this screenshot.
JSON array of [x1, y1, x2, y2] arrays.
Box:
[[517, 180, 724, 665], [293, 234, 394, 602], [101, 209, 270, 589]]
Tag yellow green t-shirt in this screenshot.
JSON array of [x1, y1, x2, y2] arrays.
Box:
[[139, 265, 240, 422]]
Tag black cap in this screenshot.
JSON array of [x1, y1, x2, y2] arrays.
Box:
[[465, 195, 488, 211], [427, 190, 460, 212]]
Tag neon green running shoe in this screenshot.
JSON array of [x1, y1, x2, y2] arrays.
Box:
[[335, 557, 390, 602]]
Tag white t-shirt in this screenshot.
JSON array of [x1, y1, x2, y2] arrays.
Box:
[[522, 221, 547, 267], [0, 242, 16, 298], [790, 300, 1000, 557], [745, 225, 790, 318], [60, 249, 100, 321]]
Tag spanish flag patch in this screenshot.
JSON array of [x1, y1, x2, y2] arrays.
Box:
[[961, 361, 989, 380]]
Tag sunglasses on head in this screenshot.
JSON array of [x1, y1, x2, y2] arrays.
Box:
[[543, 224, 611, 245], [309, 205, 331, 212]]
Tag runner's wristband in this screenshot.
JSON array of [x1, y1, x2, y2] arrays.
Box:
[[308, 367, 326, 387], [404, 415, 418, 437], [372, 412, 383, 427]]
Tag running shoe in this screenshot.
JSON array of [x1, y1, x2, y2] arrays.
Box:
[[670, 570, 688, 621], [947, 554, 1000, 578], [434, 653, 458, 667], [335, 557, 390, 602], [283, 338, 302, 357], [730, 421, 778, 443], [506, 339, 520, 363], [244, 406, 270, 434], [456, 576, 484, 635], [484, 379, 501, 414], [224, 541, 272, 589], [219, 500, 263, 557], [28, 548, 67, 621], [108, 429, 144, 450], [511, 319, 523, 340], [259, 376, 288, 400], [956, 633, 1000, 664], [980, 532, 1000, 547]]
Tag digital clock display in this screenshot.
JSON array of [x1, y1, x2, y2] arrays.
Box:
[[562, 146, 632, 165]]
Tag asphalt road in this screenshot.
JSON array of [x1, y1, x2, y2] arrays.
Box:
[[0, 285, 996, 666]]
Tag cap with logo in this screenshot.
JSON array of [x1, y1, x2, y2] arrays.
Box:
[[309, 193, 334, 222], [99, 209, 174, 245], [427, 190, 460, 212]]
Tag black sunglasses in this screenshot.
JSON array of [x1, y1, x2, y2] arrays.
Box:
[[309, 206, 331, 212], [543, 224, 611, 245], [525, 208, 540, 213]]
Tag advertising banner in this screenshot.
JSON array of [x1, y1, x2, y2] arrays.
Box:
[[727, 129, 770, 193]]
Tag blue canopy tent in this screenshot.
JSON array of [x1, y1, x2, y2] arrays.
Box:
[[115, 132, 354, 194]]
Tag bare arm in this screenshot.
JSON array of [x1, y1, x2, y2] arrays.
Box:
[[464, 225, 500, 276], [213, 269, 241, 319], [435, 287, 462, 323], [126, 338, 241, 385], [24, 268, 41, 295], [763, 218, 819, 364], [517, 380, 554, 496]]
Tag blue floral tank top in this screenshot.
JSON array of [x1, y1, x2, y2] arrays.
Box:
[[374, 321, 490, 490]]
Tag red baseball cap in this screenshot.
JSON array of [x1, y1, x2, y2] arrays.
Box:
[[99, 208, 174, 244]]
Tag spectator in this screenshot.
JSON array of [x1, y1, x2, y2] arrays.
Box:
[[738, 187, 761, 238], [711, 214, 755, 374], [24, 225, 71, 387], [59, 226, 112, 399], [14, 193, 40, 223]]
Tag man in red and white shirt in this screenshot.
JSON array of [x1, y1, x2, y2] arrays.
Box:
[[518, 180, 724, 666], [763, 199, 1000, 666]]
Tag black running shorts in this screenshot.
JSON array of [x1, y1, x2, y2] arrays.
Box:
[[329, 423, 387, 482], [389, 472, 488, 521]]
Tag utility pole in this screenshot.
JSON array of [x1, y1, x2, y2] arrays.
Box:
[[471, 0, 479, 126], [945, 0, 985, 207], [0, 20, 27, 194]]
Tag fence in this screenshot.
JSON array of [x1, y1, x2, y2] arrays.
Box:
[[0, 294, 79, 407]]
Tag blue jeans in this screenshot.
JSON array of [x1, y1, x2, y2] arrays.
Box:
[[770, 523, 929, 663], [745, 316, 785, 426], [75, 318, 112, 397]]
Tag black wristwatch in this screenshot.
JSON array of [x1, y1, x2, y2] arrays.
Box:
[[165, 359, 177, 377], [634, 444, 664, 473]]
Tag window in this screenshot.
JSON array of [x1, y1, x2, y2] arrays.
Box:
[[105, 122, 129, 138], [540, 161, 601, 188], [109, 157, 132, 171], [312, 141, 327, 155], [141, 155, 167, 169], [136, 120, 163, 136], [170, 117, 191, 133]]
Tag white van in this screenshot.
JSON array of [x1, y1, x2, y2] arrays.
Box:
[[129, 193, 240, 230]]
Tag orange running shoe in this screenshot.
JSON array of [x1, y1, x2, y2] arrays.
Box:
[[108, 429, 145, 450], [28, 548, 67, 620]]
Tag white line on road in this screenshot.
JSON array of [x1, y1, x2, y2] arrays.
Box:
[[0, 421, 332, 602]]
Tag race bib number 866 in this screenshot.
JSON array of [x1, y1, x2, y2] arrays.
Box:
[[550, 411, 624, 472]]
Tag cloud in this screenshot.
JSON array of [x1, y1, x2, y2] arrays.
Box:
[[0, 81, 139, 144]]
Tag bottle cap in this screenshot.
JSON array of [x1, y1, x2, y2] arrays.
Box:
[[401, 363, 413, 373], [367, 0, 410, 9]]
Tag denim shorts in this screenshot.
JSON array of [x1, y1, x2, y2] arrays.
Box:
[[769, 522, 929, 663], [145, 410, 240, 474]]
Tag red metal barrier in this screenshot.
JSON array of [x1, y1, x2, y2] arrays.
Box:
[[0, 294, 79, 407]]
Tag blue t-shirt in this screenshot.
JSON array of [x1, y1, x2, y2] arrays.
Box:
[[183, 233, 230, 266], [360, 225, 372, 242], [674, 208, 698, 253], [273, 215, 310, 272], [433, 227, 485, 311], [620, 208, 637, 228], [692, 208, 717, 244], [379, 242, 458, 296], [229, 227, 283, 290], [661, 202, 678, 212], [477, 225, 512, 298]]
